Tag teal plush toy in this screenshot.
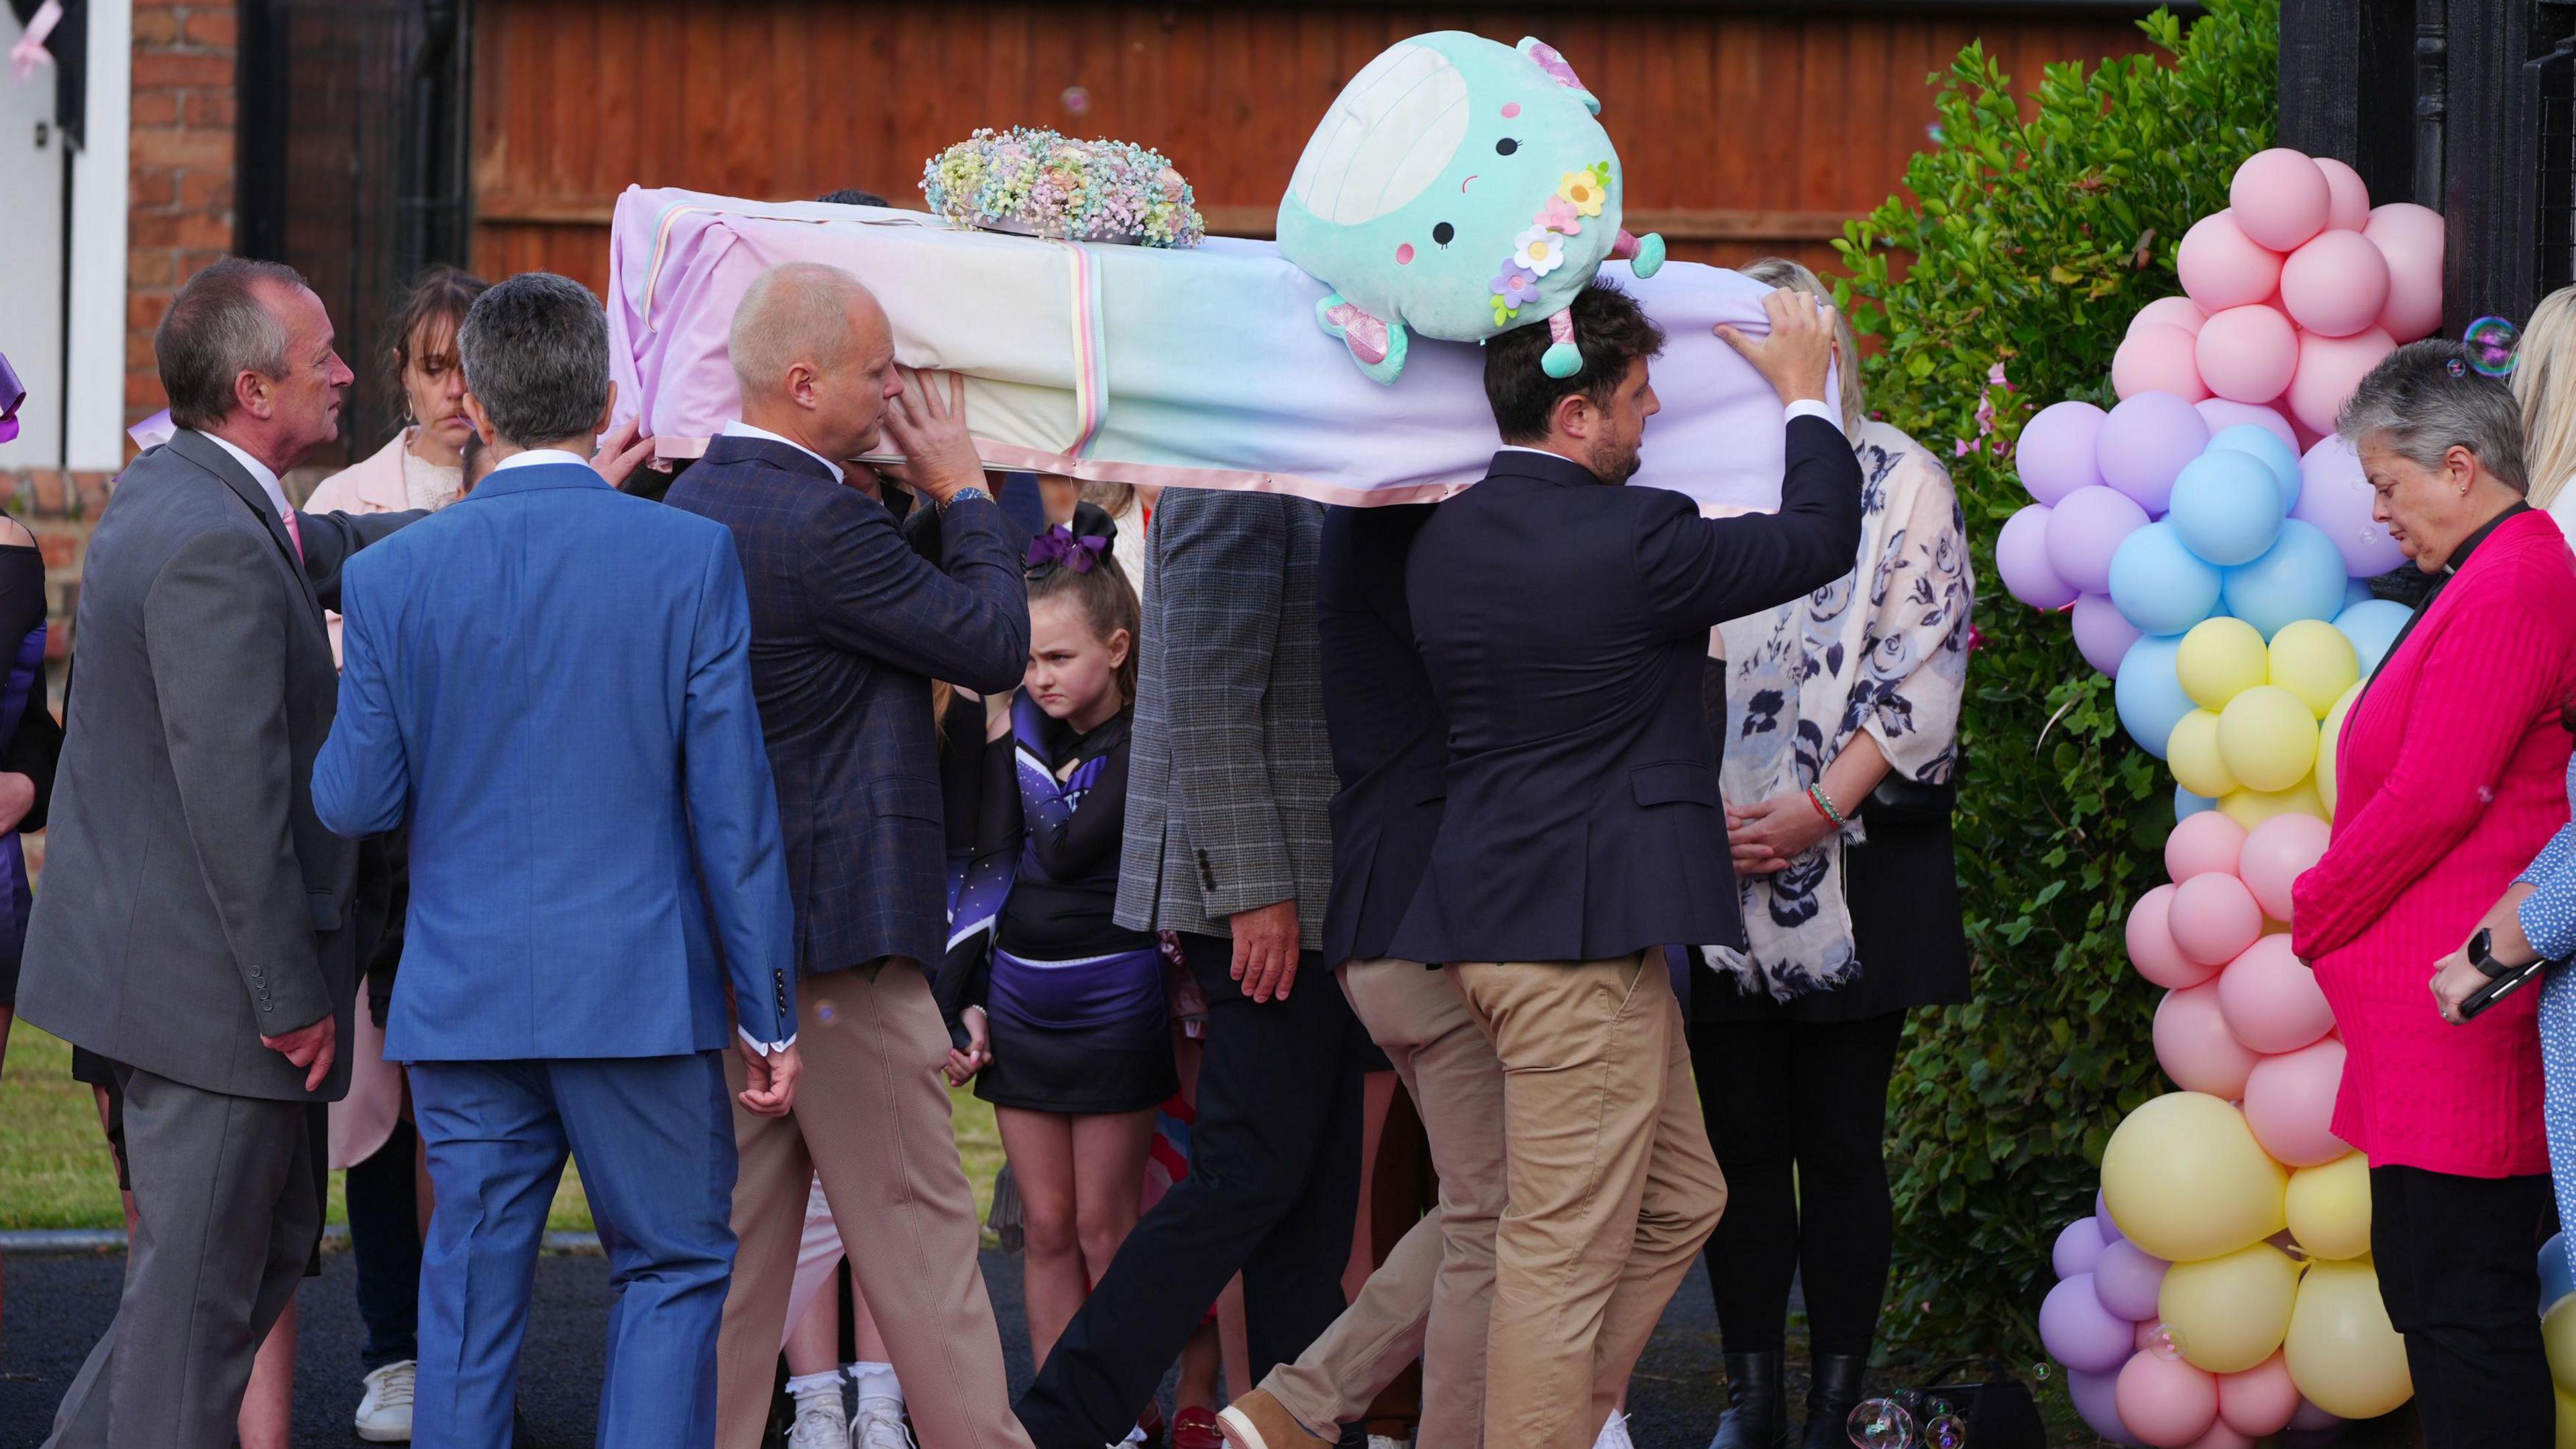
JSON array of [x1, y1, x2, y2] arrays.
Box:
[[1276, 33, 1666, 385]]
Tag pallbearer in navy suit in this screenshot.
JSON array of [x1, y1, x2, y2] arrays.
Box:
[[1391, 284, 1862, 1449], [313, 274, 802, 1449]]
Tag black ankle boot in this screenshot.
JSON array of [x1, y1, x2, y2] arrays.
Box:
[[1801, 1354, 1870, 1449], [1709, 1351, 1794, 1449]]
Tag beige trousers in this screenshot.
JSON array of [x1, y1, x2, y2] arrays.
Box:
[[1262, 957, 1509, 1447], [1449, 951, 1727, 1449], [714, 963, 1034, 1449]]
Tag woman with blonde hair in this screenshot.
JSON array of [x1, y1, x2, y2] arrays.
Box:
[[2512, 286, 2576, 531]]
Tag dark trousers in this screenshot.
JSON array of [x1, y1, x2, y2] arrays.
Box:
[[1014, 934, 1371, 1449], [345, 1116, 423, 1371], [1688, 1012, 1905, 1356], [2370, 1165, 2553, 1448]]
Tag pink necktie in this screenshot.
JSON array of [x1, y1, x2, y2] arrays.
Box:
[[283, 510, 304, 564]]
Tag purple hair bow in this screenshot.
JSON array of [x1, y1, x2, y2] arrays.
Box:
[[1026, 525, 1110, 574]]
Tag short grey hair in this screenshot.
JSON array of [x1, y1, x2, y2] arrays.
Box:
[[458, 272, 612, 448], [2337, 338, 2530, 495], [156, 257, 309, 431], [730, 262, 873, 399]]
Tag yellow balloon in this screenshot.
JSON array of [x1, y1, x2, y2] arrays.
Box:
[[2218, 685, 2321, 793], [2219, 775, 2327, 830], [2157, 1242, 2300, 1373], [2284, 1151, 2371, 1260], [2268, 619, 2362, 718], [2100, 1093, 2288, 1263], [2318, 681, 2361, 816], [2180, 617, 2272, 710], [2548, 1295, 2576, 1396], [2167, 710, 2240, 799], [2285, 1258, 2414, 1419]]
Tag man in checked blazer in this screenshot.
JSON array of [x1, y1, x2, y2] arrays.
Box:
[[662, 262, 1038, 1449], [1014, 482, 1374, 1448]]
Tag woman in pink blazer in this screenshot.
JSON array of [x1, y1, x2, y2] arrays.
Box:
[[2292, 341, 2576, 1448]]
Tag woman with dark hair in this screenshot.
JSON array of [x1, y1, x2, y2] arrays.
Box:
[[2293, 339, 2576, 1448]]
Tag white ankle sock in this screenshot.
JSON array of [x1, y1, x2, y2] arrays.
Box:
[[849, 1360, 902, 1407], [786, 1371, 843, 1401]]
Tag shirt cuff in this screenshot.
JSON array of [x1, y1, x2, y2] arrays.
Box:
[[737, 1026, 798, 1057], [1784, 398, 1841, 430]]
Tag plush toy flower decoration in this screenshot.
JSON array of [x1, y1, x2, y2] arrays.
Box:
[[1538, 196, 1582, 235], [1512, 226, 1568, 276], [1491, 267, 1539, 309], [1558, 170, 1605, 217]]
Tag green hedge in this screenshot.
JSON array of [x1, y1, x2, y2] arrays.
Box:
[[1829, 0, 2279, 1368]]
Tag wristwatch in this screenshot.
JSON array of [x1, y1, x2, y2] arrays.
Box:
[[2468, 927, 2510, 978], [941, 486, 993, 513]]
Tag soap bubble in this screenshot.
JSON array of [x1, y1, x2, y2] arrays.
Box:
[[1848, 1398, 1917, 1449], [1927, 1398, 1957, 1421], [1925, 1415, 1968, 1449], [2031, 1362, 2050, 1381], [1060, 85, 1092, 117], [2146, 1321, 2188, 1360], [2465, 316, 2520, 377], [814, 1000, 837, 1026]]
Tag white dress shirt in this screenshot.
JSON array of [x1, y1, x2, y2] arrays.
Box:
[[198, 429, 295, 523], [718, 419, 841, 480]]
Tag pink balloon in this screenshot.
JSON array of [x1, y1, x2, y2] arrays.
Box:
[[2155, 981, 2263, 1098], [1998, 504, 2079, 611], [2286, 327, 2396, 436], [2363, 203, 2445, 342], [2133, 294, 2212, 338], [2291, 417, 2327, 455], [2019, 400, 2110, 505], [2165, 810, 2249, 883], [2195, 305, 2300, 405], [2169, 872, 2264, 967], [2242, 1038, 2351, 1165], [2239, 813, 2332, 920], [2116, 1348, 2220, 1448], [2313, 158, 2371, 231], [2217, 934, 2336, 1054], [2099, 391, 2214, 513], [2130, 883, 2219, 990], [2184, 1425, 2257, 1449], [2231, 150, 2332, 252], [2056, 1214, 2109, 1278], [2179, 211, 2285, 313], [2094, 1237, 2171, 1321], [2292, 433, 2406, 578], [2074, 592, 2143, 677], [2116, 324, 2214, 403], [2216, 1351, 2302, 1437], [2047, 486, 2153, 595], [2279, 231, 2392, 338], [2196, 398, 2298, 453]]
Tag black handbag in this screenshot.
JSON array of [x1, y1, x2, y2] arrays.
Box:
[[1856, 767, 1958, 829], [1889, 1363, 2046, 1449]]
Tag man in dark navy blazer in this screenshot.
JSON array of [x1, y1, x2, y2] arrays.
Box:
[[1389, 282, 1862, 1449], [663, 262, 1038, 1449]]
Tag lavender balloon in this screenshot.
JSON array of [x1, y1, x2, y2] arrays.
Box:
[[1998, 504, 2078, 610], [2294, 434, 2406, 576], [2019, 400, 2109, 504], [2092, 1238, 2170, 1321], [2046, 486, 2151, 594], [2040, 1274, 2136, 1374], [2097, 391, 2211, 514], [2068, 1367, 2141, 1446], [2096, 1191, 2125, 1243], [2054, 1216, 2108, 1279], [2072, 594, 2141, 676]]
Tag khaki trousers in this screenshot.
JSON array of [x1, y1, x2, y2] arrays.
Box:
[[714, 963, 1034, 1449], [1449, 951, 1726, 1449], [1263, 957, 1508, 1448]]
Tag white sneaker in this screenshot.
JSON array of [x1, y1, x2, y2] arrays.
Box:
[[853, 1397, 917, 1449], [788, 1391, 850, 1449], [1592, 1411, 1635, 1449], [355, 1359, 416, 1443]]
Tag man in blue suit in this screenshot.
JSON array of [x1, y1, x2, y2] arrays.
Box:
[[314, 272, 802, 1449], [1390, 283, 1860, 1449]]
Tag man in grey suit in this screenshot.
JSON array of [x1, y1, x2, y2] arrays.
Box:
[[16, 257, 418, 1449], [1014, 488, 1372, 1449]]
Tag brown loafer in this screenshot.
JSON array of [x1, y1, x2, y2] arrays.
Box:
[[1214, 1388, 1332, 1449]]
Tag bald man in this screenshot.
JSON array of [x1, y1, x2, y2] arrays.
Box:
[[665, 262, 1035, 1449]]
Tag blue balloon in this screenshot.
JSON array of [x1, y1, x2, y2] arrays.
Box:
[[2206, 425, 2302, 517], [2543, 1232, 2575, 1314], [2176, 785, 2218, 821], [2108, 522, 2224, 637], [2169, 450, 2286, 566], [2343, 576, 2375, 610], [2115, 635, 2194, 759], [2335, 596, 2414, 676], [2221, 520, 2348, 639]]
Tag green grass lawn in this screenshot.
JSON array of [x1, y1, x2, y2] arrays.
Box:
[[1, 1020, 1005, 1236]]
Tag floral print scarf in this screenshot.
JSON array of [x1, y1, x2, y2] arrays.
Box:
[[1705, 421, 1974, 1000]]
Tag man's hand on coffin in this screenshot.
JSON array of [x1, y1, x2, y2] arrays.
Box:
[[590, 415, 656, 489], [879, 367, 981, 505], [1715, 288, 1838, 409], [1230, 898, 1301, 1004]]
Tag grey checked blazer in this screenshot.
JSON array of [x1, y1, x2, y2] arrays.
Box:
[[1114, 487, 1334, 948]]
